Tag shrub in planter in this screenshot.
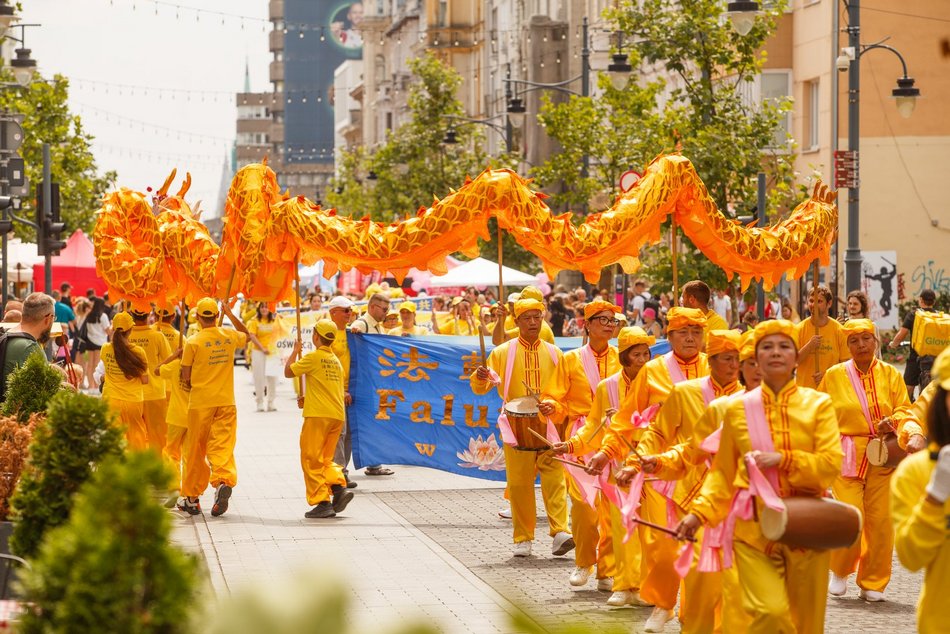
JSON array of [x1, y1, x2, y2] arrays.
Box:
[[17, 452, 197, 634], [0, 351, 64, 423], [0, 413, 41, 523], [9, 391, 123, 558]]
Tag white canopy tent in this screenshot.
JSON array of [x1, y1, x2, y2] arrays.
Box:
[[4, 239, 42, 283], [426, 257, 538, 289]]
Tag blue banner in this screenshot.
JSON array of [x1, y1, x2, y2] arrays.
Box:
[[349, 333, 670, 481]]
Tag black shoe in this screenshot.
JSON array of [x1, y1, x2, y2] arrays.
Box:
[[211, 484, 232, 517], [305, 501, 336, 519], [177, 497, 201, 516], [331, 484, 354, 514], [345, 475, 357, 489]]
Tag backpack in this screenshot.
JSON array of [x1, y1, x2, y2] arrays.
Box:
[[0, 329, 38, 401]]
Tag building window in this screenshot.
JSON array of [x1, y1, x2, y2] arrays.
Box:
[[804, 79, 819, 151], [437, 0, 447, 26], [760, 71, 791, 149]]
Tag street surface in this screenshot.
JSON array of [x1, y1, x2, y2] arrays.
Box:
[[170, 371, 923, 633]]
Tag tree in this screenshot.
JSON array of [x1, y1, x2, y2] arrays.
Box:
[[0, 73, 117, 240]]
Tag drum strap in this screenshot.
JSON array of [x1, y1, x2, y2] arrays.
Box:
[[663, 351, 688, 384]]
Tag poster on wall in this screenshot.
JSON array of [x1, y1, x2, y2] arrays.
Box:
[[861, 251, 899, 330]]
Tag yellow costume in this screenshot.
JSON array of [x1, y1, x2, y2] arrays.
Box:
[[434, 317, 478, 336], [470, 333, 568, 545], [794, 316, 850, 388], [159, 359, 188, 487], [155, 321, 181, 353], [389, 325, 429, 336], [891, 450, 950, 634], [705, 309, 729, 333], [247, 315, 286, 410], [101, 341, 149, 451], [912, 380, 937, 422], [128, 324, 172, 454]]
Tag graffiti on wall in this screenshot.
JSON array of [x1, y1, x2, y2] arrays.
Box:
[[911, 260, 950, 297], [862, 251, 899, 330]]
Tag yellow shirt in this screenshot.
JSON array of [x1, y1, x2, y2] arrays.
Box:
[[128, 325, 171, 401], [155, 322, 181, 353], [795, 316, 850, 388], [664, 390, 748, 477], [470, 337, 563, 401], [639, 376, 741, 511], [388, 325, 429, 336], [891, 450, 950, 634], [818, 358, 921, 463], [181, 326, 247, 409], [290, 346, 346, 420], [542, 344, 619, 423], [186, 323, 199, 338], [158, 359, 188, 428], [247, 316, 285, 354], [601, 352, 709, 460], [912, 380, 938, 423], [329, 325, 350, 391], [435, 317, 477, 336], [504, 321, 556, 344], [705, 309, 729, 333], [690, 382, 842, 551], [101, 342, 148, 403], [567, 370, 634, 456]]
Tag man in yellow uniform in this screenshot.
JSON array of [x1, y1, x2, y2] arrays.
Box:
[[819, 319, 926, 601], [285, 319, 355, 519], [554, 326, 656, 607], [589, 307, 708, 632], [154, 306, 181, 352], [677, 320, 843, 634], [539, 300, 621, 591], [128, 309, 172, 454], [796, 284, 850, 388], [493, 286, 556, 345], [681, 281, 729, 333], [891, 347, 950, 634], [627, 330, 742, 634], [180, 298, 250, 517], [471, 298, 572, 557]]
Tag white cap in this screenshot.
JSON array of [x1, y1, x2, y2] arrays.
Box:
[[327, 296, 355, 310], [506, 292, 521, 303]]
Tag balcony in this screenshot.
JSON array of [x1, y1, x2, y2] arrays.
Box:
[[268, 0, 283, 21], [269, 60, 284, 83], [269, 29, 284, 52]]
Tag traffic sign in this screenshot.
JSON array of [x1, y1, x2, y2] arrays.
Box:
[[619, 170, 641, 193]]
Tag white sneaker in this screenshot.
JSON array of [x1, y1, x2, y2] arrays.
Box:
[[859, 589, 885, 602], [644, 607, 674, 632], [498, 503, 512, 519], [569, 566, 592, 586], [513, 541, 532, 557], [266, 403, 276, 412], [256, 404, 264, 412], [606, 590, 653, 607], [551, 531, 575, 556], [829, 573, 848, 597], [596, 576, 613, 592]]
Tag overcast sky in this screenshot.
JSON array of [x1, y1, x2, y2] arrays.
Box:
[[20, 0, 270, 214]]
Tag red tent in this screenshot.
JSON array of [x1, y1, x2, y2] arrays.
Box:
[[33, 229, 107, 295]]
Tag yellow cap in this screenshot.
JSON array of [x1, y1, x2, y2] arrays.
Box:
[[618, 326, 655, 355], [739, 330, 756, 362], [196, 297, 219, 318], [451, 296, 469, 307], [934, 346, 950, 390], [398, 301, 416, 313], [112, 311, 134, 332], [666, 307, 707, 332], [520, 286, 543, 301], [315, 318, 337, 341], [584, 300, 621, 321], [841, 318, 876, 339], [753, 319, 798, 350], [155, 305, 175, 317], [513, 298, 545, 318], [706, 329, 742, 357]]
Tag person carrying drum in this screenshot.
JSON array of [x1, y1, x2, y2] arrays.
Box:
[[891, 346, 950, 634], [618, 330, 742, 633], [589, 306, 709, 633], [539, 300, 621, 592], [818, 318, 926, 601], [676, 320, 844, 634], [471, 297, 573, 558]]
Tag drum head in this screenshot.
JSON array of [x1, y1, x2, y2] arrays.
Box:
[[866, 438, 888, 467], [506, 396, 539, 415], [760, 503, 789, 541]]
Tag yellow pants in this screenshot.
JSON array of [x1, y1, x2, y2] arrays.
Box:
[[639, 485, 681, 610], [143, 398, 169, 455], [608, 499, 642, 592], [301, 416, 346, 505], [504, 444, 569, 543], [830, 467, 894, 592], [567, 479, 615, 577], [181, 406, 238, 497], [110, 398, 147, 451], [164, 423, 187, 489], [734, 540, 831, 634]]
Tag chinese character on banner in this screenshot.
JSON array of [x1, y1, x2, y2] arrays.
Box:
[[459, 351, 481, 380], [378, 347, 439, 382]]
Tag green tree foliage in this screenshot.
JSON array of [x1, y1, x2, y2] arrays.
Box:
[[0, 72, 116, 240], [18, 452, 196, 634], [10, 391, 123, 558], [0, 350, 63, 422]]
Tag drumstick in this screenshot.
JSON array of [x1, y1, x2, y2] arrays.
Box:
[[526, 427, 552, 448], [583, 416, 609, 444], [521, 380, 543, 404], [550, 455, 585, 469], [632, 517, 696, 543]]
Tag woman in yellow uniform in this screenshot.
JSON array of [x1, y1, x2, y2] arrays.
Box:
[[99, 311, 150, 450], [677, 320, 843, 634], [891, 347, 950, 634], [540, 300, 621, 592], [246, 303, 286, 412], [819, 318, 926, 601], [389, 301, 429, 336]]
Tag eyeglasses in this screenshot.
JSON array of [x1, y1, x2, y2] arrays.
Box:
[[590, 316, 621, 327]]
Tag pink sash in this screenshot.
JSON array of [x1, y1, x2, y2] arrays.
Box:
[[605, 374, 621, 412], [570, 345, 606, 438], [497, 340, 561, 446], [664, 351, 687, 384], [699, 376, 717, 406], [841, 360, 877, 477]]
